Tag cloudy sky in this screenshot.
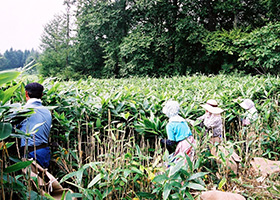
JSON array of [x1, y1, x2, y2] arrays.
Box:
[[0, 0, 65, 54]]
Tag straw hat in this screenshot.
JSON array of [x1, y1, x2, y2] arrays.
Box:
[[239, 99, 255, 110], [201, 99, 223, 114]]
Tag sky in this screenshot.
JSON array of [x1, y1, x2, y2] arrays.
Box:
[[0, 0, 65, 54]]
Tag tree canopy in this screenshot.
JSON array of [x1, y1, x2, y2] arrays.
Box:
[[0, 48, 39, 72], [38, 0, 280, 78]]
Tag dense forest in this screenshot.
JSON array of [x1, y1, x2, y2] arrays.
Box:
[[38, 0, 279, 78], [0, 48, 39, 71]]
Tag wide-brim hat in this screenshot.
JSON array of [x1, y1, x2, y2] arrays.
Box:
[[239, 99, 254, 110], [201, 99, 223, 114]]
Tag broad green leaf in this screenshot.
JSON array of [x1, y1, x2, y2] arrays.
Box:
[[1, 82, 22, 104], [163, 183, 172, 200], [169, 159, 184, 176], [185, 154, 193, 172], [65, 190, 76, 200], [26, 191, 43, 200], [30, 122, 45, 133], [188, 172, 209, 181], [0, 71, 21, 87], [67, 193, 83, 198], [123, 169, 131, 178], [185, 191, 195, 200], [60, 171, 79, 183], [130, 166, 143, 175], [124, 112, 130, 120], [0, 122, 12, 140], [152, 174, 168, 184], [4, 160, 33, 173], [75, 168, 84, 185], [87, 173, 102, 188], [96, 118, 101, 128]]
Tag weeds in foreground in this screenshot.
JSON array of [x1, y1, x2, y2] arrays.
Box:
[[1, 73, 280, 199]]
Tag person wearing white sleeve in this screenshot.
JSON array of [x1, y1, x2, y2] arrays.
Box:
[[239, 99, 258, 126], [187, 99, 224, 144]]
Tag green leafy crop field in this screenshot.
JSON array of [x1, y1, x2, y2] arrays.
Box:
[[1, 72, 280, 199]]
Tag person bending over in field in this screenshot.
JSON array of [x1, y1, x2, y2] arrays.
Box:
[[161, 100, 196, 162], [188, 100, 242, 174], [18, 82, 52, 168], [238, 98, 259, 159], [187, 99, 224, 144], [239, 99, 258, 126]]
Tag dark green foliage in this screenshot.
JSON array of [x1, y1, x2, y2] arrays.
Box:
[[203, 22, 280, 74], [236, 22, 280, 74], [38, 0, 280, 78], [0, 49, 39, 72]]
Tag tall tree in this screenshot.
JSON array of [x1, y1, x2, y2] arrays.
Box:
[[3, 48, 24, 69], [39, 1, 76, 78], [75, 0, 132, 77]]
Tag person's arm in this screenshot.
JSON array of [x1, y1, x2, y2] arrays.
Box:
[[187, 114, 205, 126], [197, 114, 205, 121]]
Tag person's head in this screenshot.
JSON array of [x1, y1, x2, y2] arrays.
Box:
[[25, 82, 44, 100], [162, 100, 180, 118], [239, 99, 255, 110], [201, 99, 223, 114]]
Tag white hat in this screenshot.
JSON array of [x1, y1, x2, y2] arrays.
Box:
[[240, 99, 255, 110], [201, 99, 223, 114], [162, 100, 180, 118]]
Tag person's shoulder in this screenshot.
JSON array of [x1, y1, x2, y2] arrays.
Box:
[[212, 113, 222, 118]]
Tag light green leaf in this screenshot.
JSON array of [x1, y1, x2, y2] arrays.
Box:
[[60, 171, 79, 183], [87, 173, 102, 188], [96, 118, 101, 128], [185, 191, 195, 200], [169, 159, 184, 177], [0, 71, 21, 87], [152, 174, 168, 184], [131, 166, 143, 175], [188, 172, 209, 181], [218, 177, 227, 189], [163, 183, 172, 200], [0, 142, 14, 150], [44, 193, 56, 200], [184, 182, 206, 191], [1, 82, 22, 104]]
